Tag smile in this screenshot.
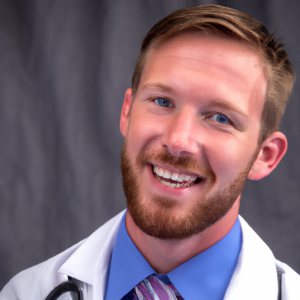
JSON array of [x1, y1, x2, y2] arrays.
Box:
[[152, 165, 202, 188]]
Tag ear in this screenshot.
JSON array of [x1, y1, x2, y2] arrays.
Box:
[[120, 88, 133, 137], [248, 132, 287, 180]]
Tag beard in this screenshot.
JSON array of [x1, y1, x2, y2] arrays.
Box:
[[121, 142, 256, 240]]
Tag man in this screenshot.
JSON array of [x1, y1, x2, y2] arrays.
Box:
[[1, 4, 299, 300]]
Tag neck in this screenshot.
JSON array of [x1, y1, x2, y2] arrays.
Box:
[[125, 197, 240, 274]]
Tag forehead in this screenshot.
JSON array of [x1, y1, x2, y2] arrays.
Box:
[[144, 31, 265, 86]]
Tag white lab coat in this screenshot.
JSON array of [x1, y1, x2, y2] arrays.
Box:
[[1, 211, 299, 300]]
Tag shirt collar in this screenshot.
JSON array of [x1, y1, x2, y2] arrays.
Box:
[[168, 218, 242, 300], [105, 212, 155, 300], [105, 211, 242, 300]]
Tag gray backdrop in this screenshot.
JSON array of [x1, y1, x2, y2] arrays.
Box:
[[0, 0, 299, 289]]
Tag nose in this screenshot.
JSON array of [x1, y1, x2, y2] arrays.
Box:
[[161, 109, 200, 157]]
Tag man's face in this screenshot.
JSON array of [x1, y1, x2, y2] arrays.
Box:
[[120, 32, 267, 239]]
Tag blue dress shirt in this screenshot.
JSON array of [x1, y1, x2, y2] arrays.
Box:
[[105, 211, 242, 300]]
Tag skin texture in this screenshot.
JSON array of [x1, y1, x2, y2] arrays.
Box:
[[120, 32, 287, 273]]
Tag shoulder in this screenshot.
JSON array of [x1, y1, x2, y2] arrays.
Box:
[[0, 241, 83, 300], [0, 211, 125, 300], [225, 216, 299, 300]]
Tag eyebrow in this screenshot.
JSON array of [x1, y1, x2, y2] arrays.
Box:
[[142, 83, 174, 93], [208, 98, 248, 118]]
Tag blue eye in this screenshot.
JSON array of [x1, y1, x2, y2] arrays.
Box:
[[210, 114, 232, 124], [154, 98, 171, 107]]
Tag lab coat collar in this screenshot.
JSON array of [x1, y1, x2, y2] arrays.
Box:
[[58, 210, 125, 287], [58, 212, 278, 300]]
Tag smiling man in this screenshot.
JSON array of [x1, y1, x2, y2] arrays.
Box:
[[1, 5, 299, 300]]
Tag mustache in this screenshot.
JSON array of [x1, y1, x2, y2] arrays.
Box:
[[136, 148, 216, 180]]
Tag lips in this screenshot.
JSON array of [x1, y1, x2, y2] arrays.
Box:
[[152, 165, 202, 188]]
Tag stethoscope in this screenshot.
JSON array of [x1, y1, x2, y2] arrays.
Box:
[[45, 277, 82, 300]]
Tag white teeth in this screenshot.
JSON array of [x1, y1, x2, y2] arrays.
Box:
[[157, 168, 164, 176], [159, 180, 183, 189], [171, 173, 179, 181], [153, 165, 199, 186], [163, 169, 171, 179], [157, 177, 192, 189], [178, 174, 185, 182], [184, 175, 191, 181], [161, 180, 170, 187]]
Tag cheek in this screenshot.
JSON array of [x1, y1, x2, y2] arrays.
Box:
[[204, 135, 258, 181], [126, 111, 162, 154]]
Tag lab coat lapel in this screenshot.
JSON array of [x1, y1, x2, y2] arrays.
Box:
[[224, 216, 278, 300], [58, 210, 126, 300]]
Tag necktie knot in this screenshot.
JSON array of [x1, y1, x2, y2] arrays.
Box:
[[122, 275, 183, 300]]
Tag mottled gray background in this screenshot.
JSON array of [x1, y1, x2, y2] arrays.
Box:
[[0, 0, 299, 288]]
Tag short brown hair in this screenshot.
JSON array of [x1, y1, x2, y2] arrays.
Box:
[[131, 5, 295, 144]]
